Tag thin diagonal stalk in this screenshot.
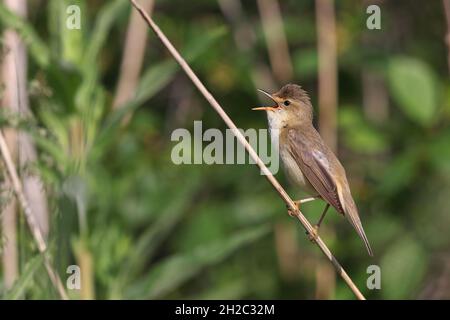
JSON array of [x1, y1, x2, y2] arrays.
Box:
[[129, 0, 366, 300], [0, 131, 68, 300]]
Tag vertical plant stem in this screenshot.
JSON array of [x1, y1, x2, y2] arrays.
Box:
[[315, 0, 338, 153], [129, 0, 366, 300], [1, 0, 22, 290], [315, 0, 338, 298], [113, 0, 154, 117], [14, 0, 49, 238], [443, 0, 450, 74], [1, 184, 18, 290], [218, 0, 276, 90], [0, 131, 69, 299], [2, 0, 51, 292], [256, 0, 293, 83], [74, 239, 94, 300], [0, 1, 67, 294]]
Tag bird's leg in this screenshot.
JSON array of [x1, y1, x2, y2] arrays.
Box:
[[296, 195, 321, 205], [286, 195, 320, 217], [307, 203, 330, 242]]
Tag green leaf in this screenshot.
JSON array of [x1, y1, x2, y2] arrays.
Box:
[[0, 3, 50, 67], [45, 64, 83, 113], [48, 0, 86, 65], [4, 254, 44, 299], [33, 133, 68, 167], [388, 56, 438, 126], [76, 0, 126, 113], [62, 175, 89, 233], [381, 236, 427, 299], [125, 225, 270, 299], [83, 0, 127, 69], [134, 61, 178, 108], [339, 107, 387, 154], [377, 150, 418, 196]]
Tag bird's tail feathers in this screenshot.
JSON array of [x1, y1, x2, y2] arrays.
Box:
[[346, 206, 373, 257], [338, 184, 373, 256]]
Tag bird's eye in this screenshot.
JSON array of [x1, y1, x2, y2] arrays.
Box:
[[283, 100, 290, 106]]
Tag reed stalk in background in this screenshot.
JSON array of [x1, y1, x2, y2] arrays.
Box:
[[443, 0, 450, 74], [315, 0, 337, 153], [314, 0, 339, 298], [0, 130, 68, 299], [1, 0, 23, 290], [0, 0, 64, 299], [113, 0, 154, 116], [256, 0, 293, 83], [218, 0, 275, 90]]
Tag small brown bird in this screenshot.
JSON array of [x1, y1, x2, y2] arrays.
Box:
[[253, 84, 373, 256]]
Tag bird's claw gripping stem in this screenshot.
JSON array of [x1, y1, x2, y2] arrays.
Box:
[[286, 200, 301, 218], [286, 196, 320, 218]]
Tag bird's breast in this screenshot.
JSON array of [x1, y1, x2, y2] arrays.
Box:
[[279, 147, 315, 195], [266, 112, 315, 194]]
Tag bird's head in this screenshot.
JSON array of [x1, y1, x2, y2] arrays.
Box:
[[253, 84, 313, 129]]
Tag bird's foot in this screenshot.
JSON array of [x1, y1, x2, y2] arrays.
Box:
[[286, 200, 301, 218], [287, 196, 319, 218], [297, 196, 320, 204], [306, 225, 319, 243]]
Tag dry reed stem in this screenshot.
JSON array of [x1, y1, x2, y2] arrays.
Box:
[[256, 0, 293, 83], [113, 0, 154, 111], [1, 42, 19, 289], [0, 131, 68, 299], [315, 0, 338, 153], [129, 0, 366, 300], [217, 0, 276, 90], [0, 0, 64, 298], [1, 0, 21, 289]]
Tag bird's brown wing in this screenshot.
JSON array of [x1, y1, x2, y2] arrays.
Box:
[[286, 128, 373, 256], [286, 128, 344, 215]]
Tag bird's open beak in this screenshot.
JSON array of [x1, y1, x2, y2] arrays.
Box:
[[252, 89, 280, 111]]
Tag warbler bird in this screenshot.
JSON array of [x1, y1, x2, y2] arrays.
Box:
[[253, 84, 373, 256]]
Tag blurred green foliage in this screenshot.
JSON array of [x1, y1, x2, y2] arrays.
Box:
[[0, 0, 449, 299]]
